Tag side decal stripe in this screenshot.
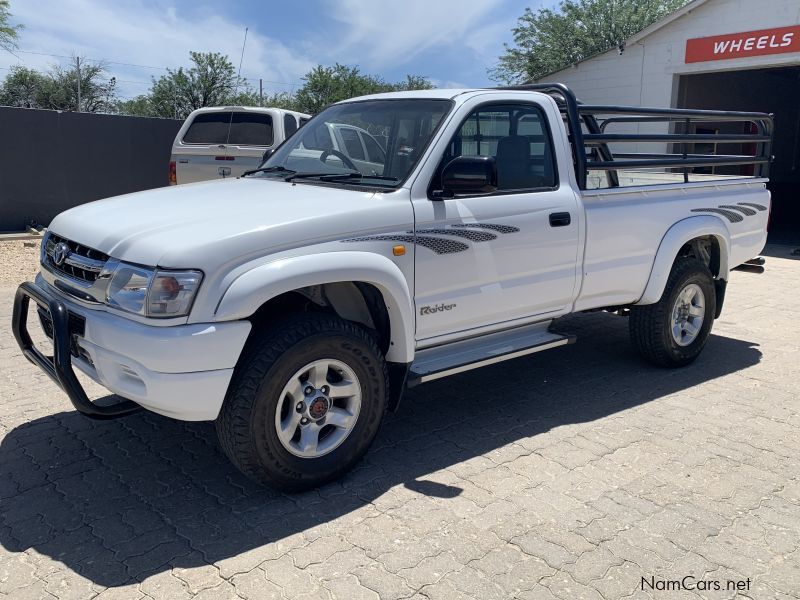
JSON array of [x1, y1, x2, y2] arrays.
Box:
[[452, 223, 520, 234], [417, 228, 497, 242], [343, 234, 469, 255], [342, 222, 520, 255], [719, 204, 757, 216], [412, 236, 470, 254], [690, 208, 744, 223], [737, 202, 767, 211]]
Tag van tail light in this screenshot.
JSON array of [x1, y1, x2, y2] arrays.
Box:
[[169, 160, 177, 186]]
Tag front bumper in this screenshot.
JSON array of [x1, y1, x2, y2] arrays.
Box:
[[12, 280, 251, 421]]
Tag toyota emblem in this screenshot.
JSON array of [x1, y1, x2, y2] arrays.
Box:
[[52, 242, 70, 267]]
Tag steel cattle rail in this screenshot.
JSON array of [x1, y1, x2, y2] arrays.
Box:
[[495, 83, 774, 190]]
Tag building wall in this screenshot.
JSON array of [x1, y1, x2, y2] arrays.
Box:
[[0, 108, 182, 232], [544, 0, 800, 109]]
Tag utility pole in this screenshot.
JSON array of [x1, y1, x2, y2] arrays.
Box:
[[76, 56, 81, 112], [259, 78, 263, 105]]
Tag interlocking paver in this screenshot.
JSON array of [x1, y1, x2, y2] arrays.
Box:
[[305, 546, 371, 581], [324, 574, 379, 600], [172, 560, 224, 595], [540, 571, 606, 600], [1, 244, 799, 599], [260, 555, 323, 597], [139, 571, 193, 600], [395, 551, 462, 589], [230, 568, 284, 600], [349, 562, 415, 600]]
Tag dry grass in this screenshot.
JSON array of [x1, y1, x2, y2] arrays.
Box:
[[0, 239, 42, 286]]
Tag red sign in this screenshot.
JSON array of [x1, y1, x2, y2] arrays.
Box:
[[685, 25, 800, 63]]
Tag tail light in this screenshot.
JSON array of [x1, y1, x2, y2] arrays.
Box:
[[169, 160, 177, 186]]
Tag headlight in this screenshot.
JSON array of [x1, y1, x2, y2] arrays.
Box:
[[106, 262, 202, 318]]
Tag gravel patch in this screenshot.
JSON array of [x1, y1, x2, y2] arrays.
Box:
[[0, 239, 42, 286]]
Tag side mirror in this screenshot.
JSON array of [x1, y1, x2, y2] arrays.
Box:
[[261, 148, 274, 162], [439, 156, 497, 198]]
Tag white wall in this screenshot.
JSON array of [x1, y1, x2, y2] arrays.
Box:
[[545, 0, 800, 107], [540, 0, 800, 155]]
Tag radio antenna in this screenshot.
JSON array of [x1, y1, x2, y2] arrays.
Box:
[[234, 27, 248, 95], [224, 27, 249, 158]]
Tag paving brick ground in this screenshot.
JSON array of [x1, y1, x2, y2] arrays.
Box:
[[1, 244, 799, 599]]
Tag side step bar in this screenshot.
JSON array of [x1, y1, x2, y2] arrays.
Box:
[[408, 321, 575, 386], [733, 256, 766, 274]]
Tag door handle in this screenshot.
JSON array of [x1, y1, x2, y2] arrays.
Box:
[[549, 212, 571, 227]]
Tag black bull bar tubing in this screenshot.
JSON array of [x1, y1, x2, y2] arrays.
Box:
[[11, 281, 141, 419]]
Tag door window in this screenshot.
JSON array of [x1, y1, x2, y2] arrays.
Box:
[[338, 127, 366, 160], [303, 125, 334, 150], [362, 132, 386, 165], [284, 113, 298, 137], [434, 103, 557, 192]]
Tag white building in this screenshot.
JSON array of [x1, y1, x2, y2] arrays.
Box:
[[541, 0, 800, 240]]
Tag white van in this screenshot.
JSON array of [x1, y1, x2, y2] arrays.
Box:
[[169, 106, 310, 185]]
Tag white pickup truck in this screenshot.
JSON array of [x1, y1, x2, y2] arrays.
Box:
[[13, 84, 773, 490]]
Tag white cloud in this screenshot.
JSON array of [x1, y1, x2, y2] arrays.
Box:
[[2, 0, 315, 98], [428, 78, 469, 89], [323, 0, 507, 72], [0, 0, 542, 98]]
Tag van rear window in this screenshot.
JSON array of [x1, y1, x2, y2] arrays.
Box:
[[183, 112, 274, 146]]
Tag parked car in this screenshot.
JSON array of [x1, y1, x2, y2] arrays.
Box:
[[289, 122, 387, 176], [169, 106, 310, 185], [14, 85, 773, 490]]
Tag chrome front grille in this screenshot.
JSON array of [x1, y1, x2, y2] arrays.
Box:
[[44, 233, 109, 284]]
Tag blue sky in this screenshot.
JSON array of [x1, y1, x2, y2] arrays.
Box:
[[1, 0, 555, 101]]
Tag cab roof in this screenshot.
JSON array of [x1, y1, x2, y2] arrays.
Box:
[[336, 88, 547, 103]]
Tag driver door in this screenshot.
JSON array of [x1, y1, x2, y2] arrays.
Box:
[[412, 99, 581, 342]]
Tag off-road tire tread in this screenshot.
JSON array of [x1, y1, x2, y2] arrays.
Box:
[[216, 313, 388, 490], [630, 258, 715, 368]]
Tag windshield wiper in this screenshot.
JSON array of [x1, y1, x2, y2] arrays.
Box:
[[283, 171, 400, 185], [242, 165, 296, 177], [283, 171, 356, 182], [318, 173, 400, 183]]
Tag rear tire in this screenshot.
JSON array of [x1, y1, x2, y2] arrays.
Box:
[[216, 313, 388, 491], [630, 258, 716, 368]]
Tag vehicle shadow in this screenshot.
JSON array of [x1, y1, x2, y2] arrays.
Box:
[[761, 243, 800, 261], [0, 311, 762, 587]]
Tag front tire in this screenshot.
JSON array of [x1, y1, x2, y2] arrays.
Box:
[[216, 313, 388, 491], [630, 258, 716, 367]]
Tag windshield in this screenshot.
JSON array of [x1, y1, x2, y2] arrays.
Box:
[[255, 99, 452, 187]]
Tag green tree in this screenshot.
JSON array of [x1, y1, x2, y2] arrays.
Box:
[[146, 51, 247, 119], [115, 94, 155, 117], [257, 91, 299, 111], [0, 66, 50, 108], [47, 57, 117, 112], [0, 0, 22, 52], [490, 0, 688, 84], [113, 52, 434, 118], [292, 64, 432, 114], [0, 58, 116, 112]]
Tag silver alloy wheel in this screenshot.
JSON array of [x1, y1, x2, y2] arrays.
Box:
[[274, 358, 362, 458], [670, 283, 705, 347]]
